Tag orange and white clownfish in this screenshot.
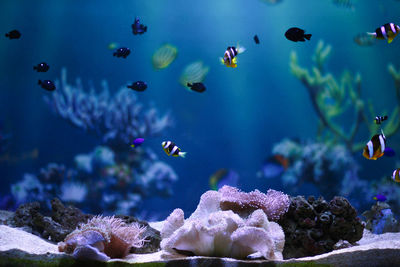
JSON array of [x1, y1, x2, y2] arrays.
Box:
[[363, 130, 386, 160], [219, 45, 246, 68], [392, 168, 400, 182], [367, 23, 400, 44]]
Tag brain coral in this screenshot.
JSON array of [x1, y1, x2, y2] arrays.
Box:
[[160, 188, 286, 260], [58, 216, 147, 261]]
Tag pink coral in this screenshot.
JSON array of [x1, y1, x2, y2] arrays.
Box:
[[219, 185, 290, 221], [58, 216, 147, 260]]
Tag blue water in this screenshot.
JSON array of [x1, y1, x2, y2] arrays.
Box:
[[1, 0, 400, 219]]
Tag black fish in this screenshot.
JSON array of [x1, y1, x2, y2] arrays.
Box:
[[5, 30, 21, 39], [132, 17, 147, 35], [254, 35, 260, 44], [127, 81, 147, 92], [113, 47, 131, 58], [33, 62, 50, 72], [285, 27, 312, 42], [187, 82, 206, 93], [38, 80, 56, 91], [375, 115, 388, 125]]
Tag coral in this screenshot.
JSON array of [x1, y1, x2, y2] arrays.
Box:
[[160, 188, 286, 260], [10, 69, 177, 215], [44, 69, 172, 149], [58, 215, 147, 260], [279, 195, 364, 258], [362, 202, 400, 234], [290, 40, 400, 152], [219, 185, 290, 221]]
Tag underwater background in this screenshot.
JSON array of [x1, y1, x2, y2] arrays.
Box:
[[1, 0, 400, 220]]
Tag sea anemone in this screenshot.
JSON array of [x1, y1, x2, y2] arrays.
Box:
[[58, 215, 147, 261]]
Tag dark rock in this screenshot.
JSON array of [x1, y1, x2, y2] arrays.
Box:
[[279, 195, 364, 259], [50, 198, 92, 229]]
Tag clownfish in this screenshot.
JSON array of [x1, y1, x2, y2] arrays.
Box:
[[363, 130, 386, 160], [392, 168, 400, 182], [219, 45, 246, 68], [367, 23, 400, 44], [375, 115, 388, 125], [162, 141, 186, 158]]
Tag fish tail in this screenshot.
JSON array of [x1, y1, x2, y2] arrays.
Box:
[[236, 44, 246, 54], [38, 80, 42, 85], [187, 83, 192, 87], [113, 52, 117, 56], [179, 151, 187, 158], [219, 57, 225, 65], [5, 33, 8, 37], [305, 34, 312, 40], [33, 66, 37, 70]]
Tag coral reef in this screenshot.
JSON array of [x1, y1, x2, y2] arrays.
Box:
[[58, 216, 147, 261], [362, 202, 400, 234], [10, 70, 177, 215], [219, 185, 290, 221], [279, 195, 364, 259], [290, 40, 400, 152], [161, 187, 286, 260]]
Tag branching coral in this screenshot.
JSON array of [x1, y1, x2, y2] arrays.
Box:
[[58, 215, 147, 261], [290, 40, 400, 152], [279, 195, 364, 258], [160, 187, 287, 260]]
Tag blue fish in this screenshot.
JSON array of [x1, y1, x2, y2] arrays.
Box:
[[132, 17, 147, 35], [131, 138, 144, 148], [373, 194, 387, 202], [384, 147, 396, 157]]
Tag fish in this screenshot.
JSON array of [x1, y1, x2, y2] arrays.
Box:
[[179, 61, 209, 87], [258, 154, 289, 178], [130, 138, 144, 148], [220, 45, 246, 68], [254, 35, 260, 44], [367, 23, 400, 44], [285, 28, 312, 42], [354, 33, 376, 46], [363, 130, 386, 160], [33, 62, 50, 72], [38, 80, 56, 91], [162, 141, 186, 158], [187, 82, 206, 93], [152, 44, 178, 69], [332, 0, 355, 11], [392, 168, 400, 182], [131, 17, 147, 35], [209, 168, 239, 190], [107, 42, 119, 50], [384, 147, 396, 157], [373, 194, 387, 202], [127, 81, 147, 92], [113, 47, 131, 58], [5, 30, 21, 39], [375, 115, 388, 125]]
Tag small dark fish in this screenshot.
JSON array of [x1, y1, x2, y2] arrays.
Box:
[[375, 115, 388, 125], [285, 27, 312, 42], [132, 17, 147, 35], [254, 35, 260, 44], [187, 82, 206, 93], [33, 62, 50, 72], [5, 30, 21, 39], [113, 47, 131, 58], [127, 81, 147, 92], [373, 194, 387, 202], [38, 80, 56, 91], [384, 147, 396, 157], [131, 138, 144, 148], [354, 33, 376, 47]]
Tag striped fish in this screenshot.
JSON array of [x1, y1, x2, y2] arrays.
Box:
[[368, 23, 400, 43], [162, 141, 186, 158], [375, 115, 388, 125], [220, 45, 245, 68], [392, 168, 400, 183], [363, 131, 386, 160]]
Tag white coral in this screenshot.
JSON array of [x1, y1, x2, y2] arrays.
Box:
[[160, 190, 285, 260]]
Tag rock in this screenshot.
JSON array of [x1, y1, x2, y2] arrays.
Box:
[[50, 198, 92, 230]]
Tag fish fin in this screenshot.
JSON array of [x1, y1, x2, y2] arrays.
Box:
[[236, 44, 246, 54], [232, 57, 237, 64], [388, 37, 394, 43], [38, 80, 42, 85], [130, 144, 135, 148], [231, 63, 237, 68], [367, 32, 377, 37], [179, 151, 187, 158], [219, 57, 225, 65], [305, 34, 312, 40]]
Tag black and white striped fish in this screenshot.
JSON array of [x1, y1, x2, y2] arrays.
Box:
[[368, 23, 400, 44], [162, 141, 186, 158], [220, 45, 245, 68], [375, 115, 388, 125], [363, 130, 386, 160]]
